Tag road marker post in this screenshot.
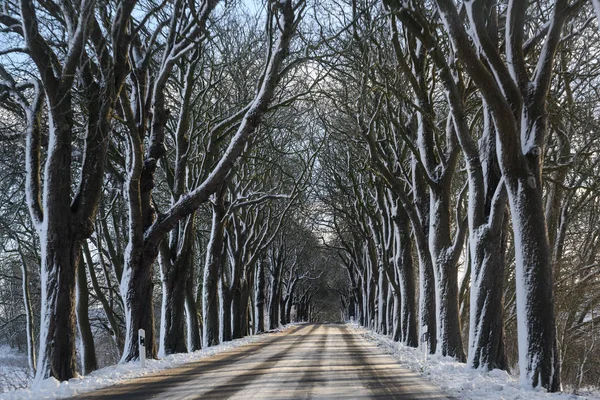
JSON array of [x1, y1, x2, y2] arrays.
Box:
[[139, 329, 146, 368]]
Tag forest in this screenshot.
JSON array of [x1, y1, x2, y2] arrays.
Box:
[[0, 0, 599, 395]]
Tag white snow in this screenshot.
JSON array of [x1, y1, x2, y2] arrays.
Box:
[[0, 346, 31, 393], [349, 323, 600, 400], [0, 325, 296, 399]]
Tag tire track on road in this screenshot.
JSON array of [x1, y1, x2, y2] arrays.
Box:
[[340, 325, 399, 399], [72, 325, 309, 400], [291, 323, 328, 398], [197, 323, 321, 399]]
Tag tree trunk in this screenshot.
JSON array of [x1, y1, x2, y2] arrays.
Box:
[[236, 280, 251, 338], [465, 107, 509, 371], [76, 254, 98, 375], [220, 284, 233, 342], [185, 283, 202, 351], [377, 267, 387, 335], [120, 249, 158, 362], [391, 290, 401, 342], [468, 212, 509, 370], [412, 159, 437, 354], [386, 282, 394, 336], [268, 262, 281, 330], [429, 187, 465, 361], [18, 243, 36, 374], [279, 295, 287, 325], [160, 213, 197, 355], [35, 106, 80, 381], [255, 261, 265, 334], [506, 171, 560, 390], [231, 287, 243, 339], [202, 192, 226, 347], [37, 232, 79, 381], [393, 206, 418, 347], [159, 252, 188, 356]]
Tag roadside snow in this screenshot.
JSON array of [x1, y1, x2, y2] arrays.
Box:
[[0, 325, 296, 399], [350, 324, 600, 400]]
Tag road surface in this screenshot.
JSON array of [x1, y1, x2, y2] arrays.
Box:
[[73, 323, 451, 399]]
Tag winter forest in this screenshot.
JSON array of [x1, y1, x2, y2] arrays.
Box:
[[0, 0, 600, 396]]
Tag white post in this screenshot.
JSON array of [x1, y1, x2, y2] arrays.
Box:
[[138, 329, 146, 368]]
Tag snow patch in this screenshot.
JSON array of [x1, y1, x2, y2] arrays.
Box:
[[349, 323, 600, 400]]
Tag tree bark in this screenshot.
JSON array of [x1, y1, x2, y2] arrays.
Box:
[[393, 205, 418, 347], [185, 283, 202, 351], [159, 248, 190, 356], [35, 103, 79, 381], [203, 191, 226, 347], [76, 254, 98, 375], [429, 186, 466, 361], [17, 241, 36, 374], [120, 249, 158, 362], [255, 261, 266, 334], [221, 283, 233, 342]]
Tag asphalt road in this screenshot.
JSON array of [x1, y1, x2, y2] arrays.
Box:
[[72, 323, 451, 399]]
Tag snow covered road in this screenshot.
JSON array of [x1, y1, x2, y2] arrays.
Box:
[[70, 323, 450, 399]]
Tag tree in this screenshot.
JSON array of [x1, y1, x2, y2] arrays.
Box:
[[429, 0, 588, 391]]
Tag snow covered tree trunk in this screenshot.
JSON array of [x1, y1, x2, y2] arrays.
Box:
[[391, 290, 401, 342], [159, 213, 196, 355], [377, 265, 387, 335], [18, 242, 36, 373], [203, 193, 226, 347], [361, 275, 369, 327], [35, 101, 81, 381], [159, 246, 191, 356], [269, 252, 282, 329], [185, 284, 202, 351], [38, 227, 80, 381], [365, 241, 378, 330], [236, 278, 252, 338], [76, 255, 97, 375], [457, 106, 509, 371], [279, 294, 287, 325], [467, 211, 508, 370], [386, 282, 394, 336], [393, 206, 418, 347], [506, 168, 559, 389], [120, 249, 158, 362], [8, 0, 129, 380], [412, 163, 437, 354], [429, 186, 466, 361], [255, 261, 266, 334]]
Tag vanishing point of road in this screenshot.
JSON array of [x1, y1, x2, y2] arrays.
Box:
[[73, 323, 451, 399]]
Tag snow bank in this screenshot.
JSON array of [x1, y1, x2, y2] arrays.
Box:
[[350, 324, 600, 400], [0, 324, 297, 399]]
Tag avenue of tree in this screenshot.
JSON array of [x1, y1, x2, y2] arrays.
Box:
[[1, 0, 600, 394]]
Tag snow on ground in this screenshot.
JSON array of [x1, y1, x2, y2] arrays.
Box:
[[350, 323, 600, 400], [0, 346, 31, 393], [0, 324, 296, 399]]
